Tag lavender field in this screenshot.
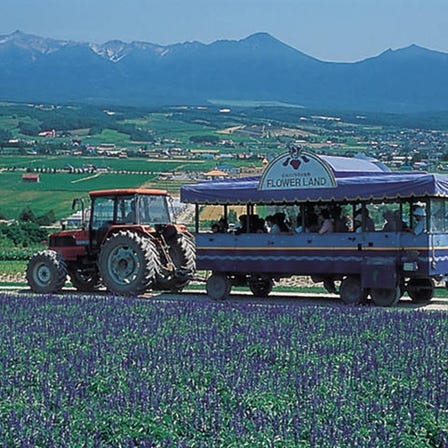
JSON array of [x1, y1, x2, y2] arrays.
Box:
[[0, 292, 447, 447]]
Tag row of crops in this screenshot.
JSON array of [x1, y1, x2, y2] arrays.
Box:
[[0, 292, 447, 446]]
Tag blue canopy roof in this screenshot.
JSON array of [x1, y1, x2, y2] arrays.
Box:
[[181, 154, 448, 204]]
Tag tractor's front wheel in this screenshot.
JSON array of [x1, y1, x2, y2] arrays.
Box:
[[26, 250, 67, 293], [98, 231, 157, 296]]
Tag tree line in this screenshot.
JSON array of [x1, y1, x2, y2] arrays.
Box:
[[0, 103, 156, 144]]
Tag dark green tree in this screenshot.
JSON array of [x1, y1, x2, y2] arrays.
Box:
[[18, 207, 36, 223], [36, 210, 56, 226], [0, 128, 12, 142], [189, 135, 220, 144], [18, 121, 41, 136]]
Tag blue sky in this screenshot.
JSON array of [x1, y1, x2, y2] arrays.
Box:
[[1, 0, 447, 61]]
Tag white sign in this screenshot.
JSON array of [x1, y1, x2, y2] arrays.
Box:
[[258, 149, 337, 191]]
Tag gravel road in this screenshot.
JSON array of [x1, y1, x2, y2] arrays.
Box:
[[3, 287, 448, 311], [153, 290, 448, 311]]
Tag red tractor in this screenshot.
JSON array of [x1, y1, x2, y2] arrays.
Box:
[[26, 188, 196, 296]]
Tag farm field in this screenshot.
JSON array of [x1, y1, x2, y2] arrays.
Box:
[[0, 292, 447, 447], [0, 156, 219, 219], [0, 171, 154, 219]]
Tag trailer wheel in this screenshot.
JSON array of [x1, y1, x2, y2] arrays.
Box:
[[206, 273, 231, 301], [370, 286, 401, 307], [407, 278, 434, 303], [26, 250, 67, 293], [98, 231, 157, 296], [69, 268, 101, 292], [249, 276, 273, 297], [339, 276, 367, 305]]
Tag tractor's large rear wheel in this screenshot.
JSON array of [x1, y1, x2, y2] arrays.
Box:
[[98, 231, 157, 296], [26, 250, 67, 293], [155, 232, 196, 291]]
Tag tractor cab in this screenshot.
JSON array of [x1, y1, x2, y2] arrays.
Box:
[[88, 189, 172, 248]]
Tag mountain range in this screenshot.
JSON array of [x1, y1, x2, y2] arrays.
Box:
[[0, 30, 447, 113]]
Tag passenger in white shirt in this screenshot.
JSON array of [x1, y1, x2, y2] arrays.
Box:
[[412, 207, 426, 235]]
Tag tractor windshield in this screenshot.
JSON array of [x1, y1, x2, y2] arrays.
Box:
[[138, 194, 171, 225], [91, 196, 115, 231]]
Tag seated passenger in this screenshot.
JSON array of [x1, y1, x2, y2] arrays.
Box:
[[247, 214, 263, 233], [363, 209, 375, 231], [318, 209, 334, 234], [211, 223, 220, 233], [333, 206, 350, 232], [266, 215, 281, 234], [254, 216, 267, 233], [305, 211, 320, 233], [354, 209, 375, 232], [295, 214, 304, 233], [393, 210, 409, 232], [217, 217, 228, 233], [354, 214, 362, 232], [382, 210, 399, 231], [124, 212, 135, 223], [234, 214, 248, 235], [274, 212, 291, 233], [412, 206, 426, 235]]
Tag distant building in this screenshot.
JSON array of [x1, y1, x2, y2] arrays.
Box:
[[22, 173, 40, 183], [204, 169, 228, 179], [98, 143, 116, 150], [38, 130, 56, 137]]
